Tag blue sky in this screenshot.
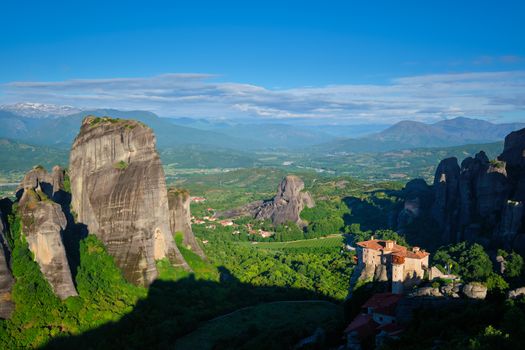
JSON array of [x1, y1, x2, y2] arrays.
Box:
[[1, 0, 524, 123]]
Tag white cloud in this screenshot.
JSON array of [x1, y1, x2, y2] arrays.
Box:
[[1, 71, 524, 124]]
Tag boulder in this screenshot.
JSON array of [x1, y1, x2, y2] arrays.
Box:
[[507, 287, 525, 299], [440, 283, 461, 297], [462, 282, 487, 300], [69, 116, 188, 286], [168, 189, 205, 259], [409, 286, 443, 298]]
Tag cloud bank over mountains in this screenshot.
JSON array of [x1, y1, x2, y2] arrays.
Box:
[[1, 71, 524, 124]]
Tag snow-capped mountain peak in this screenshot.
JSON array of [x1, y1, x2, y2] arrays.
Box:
[[0, 102, 82, 118]]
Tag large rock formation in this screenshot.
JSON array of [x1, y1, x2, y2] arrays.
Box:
[[69, 116, 188, 286], [432, 157, 461, 243], [18, 167, 78, 299], [424, 127, 525, 250], [219, 175, 315, 226], [168, 189, 205, 259], [0, 199, 14, 318], [499, 128, 525, 202]]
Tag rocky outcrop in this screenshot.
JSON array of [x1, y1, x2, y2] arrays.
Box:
[[425, 128, 525, 248], [432, 157, 461, 243], [439, 283, 462, 298], [0, 200, 14, 318], [69, 116, 188, 286], [18, 168, 77, 299], [462, 282, 487, 300], [168, 189, 205, 259], [220, 175, 314, 227]]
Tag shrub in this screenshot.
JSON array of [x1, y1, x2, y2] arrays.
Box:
[[113, 160, 129, 170]]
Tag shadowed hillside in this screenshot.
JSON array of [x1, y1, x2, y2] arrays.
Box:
[[42, 271, 344, 350]]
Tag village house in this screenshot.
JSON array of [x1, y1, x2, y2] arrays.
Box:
[[355, 239, 429, 294], [190, 196, 206, 203], [219, 220, 234, 227], [258, 229, 274, 238], [345, 293, 404, 349]]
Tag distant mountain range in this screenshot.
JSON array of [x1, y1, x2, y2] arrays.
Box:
[[0, 103, 523, 153], [315, 117, 525, 153]]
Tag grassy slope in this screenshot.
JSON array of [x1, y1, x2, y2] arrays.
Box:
[[157, 232, 219, 281], [174, 300, 343, 350], [241, 234, 344, 250]]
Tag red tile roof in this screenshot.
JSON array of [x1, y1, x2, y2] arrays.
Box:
[[344, 314, 379, 338], [356, 239, 429, 259], [362, 293, 403, 316]]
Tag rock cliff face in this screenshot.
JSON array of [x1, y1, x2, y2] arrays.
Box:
[[396, 179, 433, 230], [432, 157, 461, 243], [220, 175, 315, 226], [69, 116, 188, 286], [0, 200, 15, 318], [168, 189, 205, 259], [499, 128, 525, 202], [425, 127, 525, 251], [18, 168, 78, 299]]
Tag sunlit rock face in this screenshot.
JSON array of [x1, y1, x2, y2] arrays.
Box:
[[69, 116, 188, 286], [218, 175, 315, 227], [18, 168, 78, 300], [168, 189, 206, 259], [253, 175, 315, 226]]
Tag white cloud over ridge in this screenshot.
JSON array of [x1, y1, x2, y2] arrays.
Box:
[[2, 71, 524, 124]]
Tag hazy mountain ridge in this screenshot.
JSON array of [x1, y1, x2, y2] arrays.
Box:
[[316, 117, 525, 153], [370, 117, 525, 147]]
